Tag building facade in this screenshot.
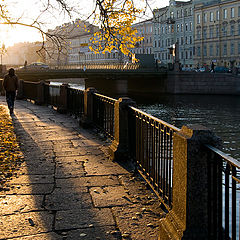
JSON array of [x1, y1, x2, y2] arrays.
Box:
[[46, 20, 126, 65], [153, 0, 194, 68], [131, 19, 154, 55], [194, 0, 240, 68]]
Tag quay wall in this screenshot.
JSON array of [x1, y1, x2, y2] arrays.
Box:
[[167, 72, 240, 95]]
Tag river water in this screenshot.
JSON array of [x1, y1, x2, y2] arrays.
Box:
[[136, 94, 240, 161]]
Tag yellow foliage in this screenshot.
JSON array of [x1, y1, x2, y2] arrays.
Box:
[[0, 106, 23, 185], [89, 0, 143, 57]]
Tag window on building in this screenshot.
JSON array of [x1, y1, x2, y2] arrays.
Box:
[[177, 10, 180, 18], [216, 10, 219, 21], [170, 11, 174, 19], [203, 13, 207, 23], [222, 25, 227, 36], [216, 26, 219, 38], [181, 51, 184, 59], [197, 46, 201, 57], [210, 12, 214, 22], [210, 45, 213, 56], [203, 27, 207, 39], [158, 40, 161, 47], [171, 25, 174, 33], [184, 9, 188, 17], [180, 9, 183, 18], [181, 24, 183, 32], [203, 45, 207, 56], [185, 23, 188, 31], [216, 44, 219, 56], [186, 51, 188, 59], [223, 43, 227, 55], [154, 41, 157, 48], [162, 40, 164, 47], [238, 6, 240, 17], [185, 36, 188, 44], [190, 22, 193, 31], [231, 8, 235, 18], [209, 26, 214, 38], [190, 8, 193, 16], [190, 51, 192, 58], [197, 14, 201, 24], [189, 36, 192, 44], [230, 25, 235, 36], [231, 43, 235, 55], [181, 37, 184, 45], [197, 29, 201, 39], [223, 9, 227, 19], [177, 24, 180, 32]]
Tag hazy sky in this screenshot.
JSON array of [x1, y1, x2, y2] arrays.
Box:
[[0, 0, 187, 47]]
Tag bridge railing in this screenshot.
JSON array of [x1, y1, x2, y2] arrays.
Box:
[[49, 62, 141, 71], [14, 80, 240, 239]]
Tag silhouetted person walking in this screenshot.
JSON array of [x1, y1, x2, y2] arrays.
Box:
[[211, 62, 215, 73], [3, 68, 18, 114]]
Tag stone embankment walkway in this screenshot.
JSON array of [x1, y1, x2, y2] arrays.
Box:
[[0, 97, 163, 240]]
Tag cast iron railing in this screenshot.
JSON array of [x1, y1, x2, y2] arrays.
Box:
[[67, 87, 84, 117], [93, 93, 116, 139], [206, 145, 240, 240], [128, 106, 180, 209]]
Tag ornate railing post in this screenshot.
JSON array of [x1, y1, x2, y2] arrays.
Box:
[[80, 87, 96, 128], [57, 83, 69, 113], [109, 97, 135, 161], [159, 125, 221, 240]]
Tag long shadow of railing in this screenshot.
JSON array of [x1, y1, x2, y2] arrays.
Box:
[[1, 78, 239, 239]]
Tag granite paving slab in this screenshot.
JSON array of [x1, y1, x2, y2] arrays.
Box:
[[0, 211, 54, 239], [56, 175, 120, 188], [55, 208, 115, 231], [89, 185, 132, 207], [44, 187, 91, 210], [0, 195, 44, 215]]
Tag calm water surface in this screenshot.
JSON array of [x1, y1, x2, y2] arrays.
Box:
[[136, 95, 240, 161]]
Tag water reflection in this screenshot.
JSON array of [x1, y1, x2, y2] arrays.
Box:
[[137, 95, 240, 160]]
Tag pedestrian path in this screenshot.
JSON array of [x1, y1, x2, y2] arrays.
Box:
[[0, 97, 163, 240]]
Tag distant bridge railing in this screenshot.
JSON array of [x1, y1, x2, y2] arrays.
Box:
[[49, 62, 141, 71], [1, 79, 239, 239]]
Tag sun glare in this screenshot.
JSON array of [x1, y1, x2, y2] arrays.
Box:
[[0, 25, 42, 47]]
